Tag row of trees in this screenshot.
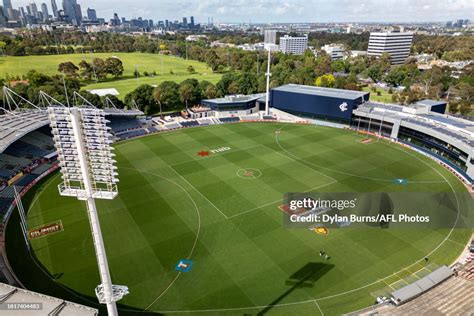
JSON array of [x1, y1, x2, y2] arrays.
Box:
[[57, 57, 124, 81]]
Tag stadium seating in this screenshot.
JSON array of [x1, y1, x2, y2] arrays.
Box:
[[117, 129, 147, 140], [220, 117, 240, 123], [180, 120, 200, 128], [3, 141, 49, 159], [108, 117, 143, 133]]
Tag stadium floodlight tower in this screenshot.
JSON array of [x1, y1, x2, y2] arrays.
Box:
[[48, 105, 128, 316], [264, 43, 278, 116]]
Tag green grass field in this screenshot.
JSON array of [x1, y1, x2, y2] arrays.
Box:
[[6, 122, 471, 315], [0, 52, 221, 98], [363, 86, 395, 103]]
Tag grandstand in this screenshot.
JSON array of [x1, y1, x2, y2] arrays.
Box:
[[353, 102, 474, 182], [353, 271, 474, 315]]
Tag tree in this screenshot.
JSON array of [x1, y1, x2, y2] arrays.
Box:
[[237, 72, 258, 94], [179, 78, 201, 107], [315, 74, 335, 88], [91, 58, 107, 80], [331, 60, 346, 73], [79, 60, 94, 81], [384, 66, 408, 87], [0, 41, 6, 55], [124, 84, 158, 112], [367, 65, 383, 83], [314, 54, 332, 77], [105, 57, 124, 78], [205, 50, 220, 71], [179, 83, 194, 108], [199, 80, 218, 99], [58, 61, 79, 78], [154, 81, 181, 114], [187, 65, 196, 74], [216, 72, 239, 96]]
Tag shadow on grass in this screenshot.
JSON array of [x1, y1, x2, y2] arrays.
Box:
[[257, 262, 334, 316]]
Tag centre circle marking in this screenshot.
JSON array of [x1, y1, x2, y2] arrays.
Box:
[[236, 168, 262, 179]]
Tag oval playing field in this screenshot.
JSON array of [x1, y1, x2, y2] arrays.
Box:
[[10, 122, 471, 315]]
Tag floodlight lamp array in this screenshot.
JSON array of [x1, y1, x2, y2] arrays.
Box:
[[48, 106, 119, 200]]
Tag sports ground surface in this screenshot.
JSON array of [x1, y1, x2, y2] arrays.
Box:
[[6, 122, 471, 315], [0, 52, 221, 97]]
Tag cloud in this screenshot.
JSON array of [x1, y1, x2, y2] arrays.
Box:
[[9, 0, 474, 22]]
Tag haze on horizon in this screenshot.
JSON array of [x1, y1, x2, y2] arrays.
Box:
[[11, 0, 474, 23]]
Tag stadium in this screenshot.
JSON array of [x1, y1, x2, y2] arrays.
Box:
[[0, 84, 473, 316]]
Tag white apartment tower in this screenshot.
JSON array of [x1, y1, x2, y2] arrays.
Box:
[[264, 29, 277, 45], [279, 35, 308, 55], [367, 32, 413, 65]]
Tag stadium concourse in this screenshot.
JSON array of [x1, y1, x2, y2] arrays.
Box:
[[0, 85, 473, 315]]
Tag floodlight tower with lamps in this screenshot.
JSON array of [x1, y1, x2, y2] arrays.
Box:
[[264, 44, 278, 116], [48, 106, 128, 316]]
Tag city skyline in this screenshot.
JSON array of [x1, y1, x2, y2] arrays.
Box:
[[6, 0, 474, 23]]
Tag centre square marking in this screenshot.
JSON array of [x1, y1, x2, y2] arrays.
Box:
[[236, 168, 262, 179]]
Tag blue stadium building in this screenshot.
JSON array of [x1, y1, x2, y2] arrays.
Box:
[[270, 84, 370, 123]]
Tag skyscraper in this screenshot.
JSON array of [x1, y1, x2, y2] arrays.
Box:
[[51, 0, 58, 18], [87, 7, 97, 20], [190, 16, 194, 28], [2, 0, 12, 11], [29, 2, 39, 18], [41, 3, 49, 20], [182, 17, 187, 26], [74, 3, 81, 23], [367, 32, 413, 65], [62, 0, 80, 25]]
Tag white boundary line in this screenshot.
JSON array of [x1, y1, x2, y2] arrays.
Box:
[[313, 300, 325, 316], [168, 165, 229, 219], [227, 180, 338, 219], [275, 125, 446, 184], [447, 238, 466, 247]]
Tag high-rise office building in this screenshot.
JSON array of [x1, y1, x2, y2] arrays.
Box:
[[182, 17, 187, 26], [62, 0, 80, 25], [41, 3, 49, 20], [279, 35, 308, 55], [51, 0, 58, 17], [74, 3, 81, 23], [87, 7, 97, 20], [367, 32, 413, 65], [190, 16, 194, 28], [2, 0, 12, 11], [29, 2, 39, 18]]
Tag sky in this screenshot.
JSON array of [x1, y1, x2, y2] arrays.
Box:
[[10, 0, 474, 23]]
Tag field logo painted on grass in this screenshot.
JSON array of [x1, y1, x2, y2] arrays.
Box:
[[28, 220, 63, 240], [393, 178, 409, 185], [175, 259, 193, 272], [237, 168, 262, 179], [197, 147, 231, 157], [210, 146, 231, 154], [197, 150, 210, 157]]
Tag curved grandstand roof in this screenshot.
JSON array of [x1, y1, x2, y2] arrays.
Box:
[[0, 282, 98, 315], [354, 102, 474, 152], [0, 108, 143, 154]]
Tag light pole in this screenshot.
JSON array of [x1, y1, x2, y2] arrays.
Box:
[[264, 44, 277, 116], [48, 106, 128, 316]]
